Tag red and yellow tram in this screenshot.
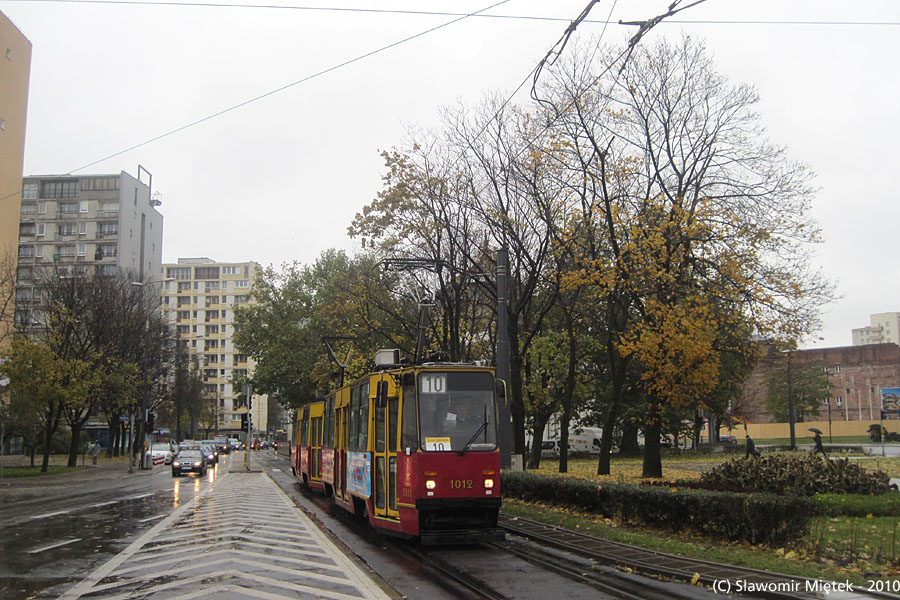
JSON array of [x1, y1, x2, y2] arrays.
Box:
[[293, 352, 504, 544]]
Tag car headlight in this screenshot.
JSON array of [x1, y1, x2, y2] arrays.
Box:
[[194, 461, 202, 466], [173, 461, 180, 467]]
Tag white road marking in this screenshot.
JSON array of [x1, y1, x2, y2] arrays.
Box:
[[29, 510, 70, 520], [90, 501, 118, 509], [122, 493, 153, 501], [29, 538, 82, 554], [138, 514, 167, 523]]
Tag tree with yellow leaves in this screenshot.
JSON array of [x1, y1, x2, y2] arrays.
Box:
[[539, 35, 833, 477]]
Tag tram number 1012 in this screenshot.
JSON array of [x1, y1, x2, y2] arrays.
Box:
[[449, 480, 473, 489]]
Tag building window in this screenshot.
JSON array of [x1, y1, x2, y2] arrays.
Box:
[[58, 203, 79, 215], [59, 245, 77, 257], [77, 243, 86, 256], [81, 177, 119, 192], [100, 202, 119, 216], [79, 222, 87, 235], [195, 266, 220, 280], [20, 203, 36, 215], [99, 222, 117, 236], [0, 119, 5, 131], [833, 365, 842, 373], [58, 224, 77, 236], [205, 325, 219, 335], [100, 244, 117, 257], [22, 182, 38, 199], [101, 264, 117, 276], [18, 246, 33, 258], [79, 200, 89, 213], [236, 280, 248, 288], [41, 180, 78, 199], [167, 266, 191, 280]]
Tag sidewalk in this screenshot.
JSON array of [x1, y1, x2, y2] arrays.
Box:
[[0, 453, 159, 485]]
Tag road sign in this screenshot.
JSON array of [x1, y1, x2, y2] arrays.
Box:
[[119, 415, 130, 423]]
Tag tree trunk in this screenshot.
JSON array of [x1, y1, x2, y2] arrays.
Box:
[[619, 420, 640, 454], [558, 414, 570, 474], [527, 413, 551, 469], [641, 401, 663, 478], [67, 421, 83, 467]]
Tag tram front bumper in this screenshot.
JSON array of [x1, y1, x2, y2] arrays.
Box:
[[416, 497, 503, 544]]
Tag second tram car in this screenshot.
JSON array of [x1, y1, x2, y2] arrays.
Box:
[[293, 351, 504, 544]]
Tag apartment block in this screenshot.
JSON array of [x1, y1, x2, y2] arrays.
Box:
[[0, 11, 31, 346], [15, 172, 164, 328], [162, 258, 267, 435], [852, 312, 900, 346]]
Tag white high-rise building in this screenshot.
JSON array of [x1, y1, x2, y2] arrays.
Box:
[[15, 172, 163, 328], [852, 312, 900, 346], [161, 258, 267, 435]]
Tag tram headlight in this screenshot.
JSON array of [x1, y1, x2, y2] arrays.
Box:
[[483, 478, 494, 489], [425, 479, 437, 490]]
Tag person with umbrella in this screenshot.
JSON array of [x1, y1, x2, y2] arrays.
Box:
[[810, 428, 827, 458]]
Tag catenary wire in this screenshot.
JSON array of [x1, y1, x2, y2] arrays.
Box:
[[62, 0, 513, 174], [2, 0, 899, 27]]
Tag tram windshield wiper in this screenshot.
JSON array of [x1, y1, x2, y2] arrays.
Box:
[[459, 420, 488, 455]]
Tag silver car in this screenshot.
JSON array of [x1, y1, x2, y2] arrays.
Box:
[[149, 442, 174, 465]]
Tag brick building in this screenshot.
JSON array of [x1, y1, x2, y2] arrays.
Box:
[[738, 343, 900, 425]]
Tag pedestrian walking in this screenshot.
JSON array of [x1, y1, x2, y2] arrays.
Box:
[[812, 430, 828, 458], [88, 441, 101, 465], [745, 435, 760, 458]]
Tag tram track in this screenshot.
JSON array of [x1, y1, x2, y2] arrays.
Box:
[[498, 513, 897, 600]]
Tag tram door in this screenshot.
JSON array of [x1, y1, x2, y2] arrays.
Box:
[[374, 383, 399, 520], [309, 403, 324, 483]]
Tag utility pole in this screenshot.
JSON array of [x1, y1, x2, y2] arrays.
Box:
[[787, 351, 796, 450], [496, 248, 511, 469]]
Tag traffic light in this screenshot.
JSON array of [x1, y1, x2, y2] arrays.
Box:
[[241, 413, 248, 431], [247, 412, 253, 433], [147, 412, 155, 430]]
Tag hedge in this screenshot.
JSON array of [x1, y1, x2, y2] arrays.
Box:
[[503, 470, 814, 545]]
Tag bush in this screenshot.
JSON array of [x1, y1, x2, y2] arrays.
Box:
[[699, 454, 892, 496], [812, 493, 900, 517], [503, 471, 814, 545]]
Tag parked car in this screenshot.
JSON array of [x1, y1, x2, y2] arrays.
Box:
[[200, 442, 218, 465], [228, 437, 241, 452], [172, 449, 207, 477], [720, 435, 737, 444], [149, 442, 174, 465]]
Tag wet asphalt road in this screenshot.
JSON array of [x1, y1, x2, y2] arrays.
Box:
[[0, 454, 226, 599]]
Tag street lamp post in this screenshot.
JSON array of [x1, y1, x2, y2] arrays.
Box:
[[132, 277, 174, 470]]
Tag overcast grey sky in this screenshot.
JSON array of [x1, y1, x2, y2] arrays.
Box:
[[2, 0, 898, 349]]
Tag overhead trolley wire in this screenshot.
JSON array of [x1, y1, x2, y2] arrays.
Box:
[[61, 0, 513, 174], [3, 0, 899, 27]]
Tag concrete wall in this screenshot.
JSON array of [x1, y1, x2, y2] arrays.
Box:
[[0, 12, 31, 347]]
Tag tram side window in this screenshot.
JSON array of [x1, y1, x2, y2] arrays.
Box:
[[349, 386, 359, 452], [359, 381, 369, 450], [324, 397, 334, 447], [401, 373, 418, 451], [300, 408, 309, 446]]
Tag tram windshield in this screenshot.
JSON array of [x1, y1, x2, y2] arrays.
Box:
[[417, 371, 497, 452]]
